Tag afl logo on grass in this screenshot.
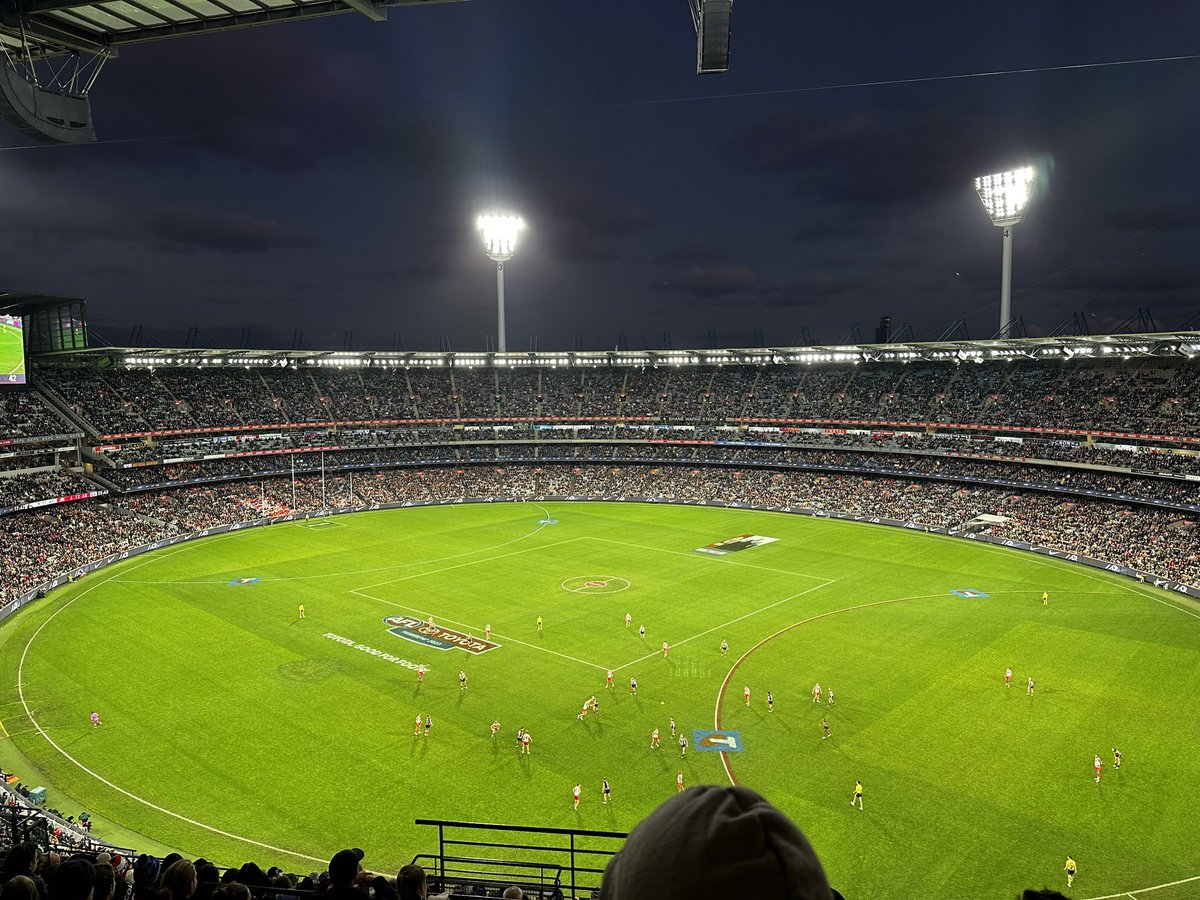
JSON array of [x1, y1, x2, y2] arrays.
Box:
[[383, 616, 500, 655], [561, 576, 631, 594]]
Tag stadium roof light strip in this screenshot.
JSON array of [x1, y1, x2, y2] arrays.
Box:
[[66, 331, 1200, 370]]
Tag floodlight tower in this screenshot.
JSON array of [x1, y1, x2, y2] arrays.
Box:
[[476, 213, 525, 353], [975, 166, 1036, 335]]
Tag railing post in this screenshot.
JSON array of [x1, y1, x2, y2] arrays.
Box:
[[569, 832, 576, 900]]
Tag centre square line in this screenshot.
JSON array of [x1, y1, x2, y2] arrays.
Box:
[[349, 528, 837, 676]]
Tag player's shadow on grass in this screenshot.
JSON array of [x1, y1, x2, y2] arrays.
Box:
[[648, 749, 669, 771], [457, 691, 466, 709]]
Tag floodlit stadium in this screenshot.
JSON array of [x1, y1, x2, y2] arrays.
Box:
[[4, 2, 1200, 898], [1, 334, 1199, 899]]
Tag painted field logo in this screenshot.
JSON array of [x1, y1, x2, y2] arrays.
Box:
[[693, 729, 744, 753], [561, 576, 631, 594], [228, 577, 260, 586], [383, 616, 500, 655], [694, 535, 779, 556], [951, 589, 989, 598]]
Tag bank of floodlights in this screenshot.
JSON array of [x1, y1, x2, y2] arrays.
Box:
[[975, 166, 1037, 336], [476, 213, 525, 353]]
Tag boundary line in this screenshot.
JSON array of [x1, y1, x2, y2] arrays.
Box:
[[15, 538, 328, 865], [711, 589, 1200, 900]]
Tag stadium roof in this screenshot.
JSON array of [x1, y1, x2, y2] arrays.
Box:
[[34, 331, 1200, 368], [0, 0, 465, 58], [0, 290, 84, 313]]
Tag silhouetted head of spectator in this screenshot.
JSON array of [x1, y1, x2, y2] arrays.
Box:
[[3, 844, 41, 878], [370, 876, 396, 900], [234, 865, 266, 890], [159, 860, 197, 900], [327, 851, 364, 890], [49, 856, 96, 900], [133, 858, 160, 888], [502, 888, 523, 900], [395, 866, 426, 900], [93, 862, 116, 900], [0, 876, 41, 900], [599, 786, 832, 900]]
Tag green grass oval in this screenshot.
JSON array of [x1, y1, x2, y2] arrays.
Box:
[[2, 502, 1198, 899]]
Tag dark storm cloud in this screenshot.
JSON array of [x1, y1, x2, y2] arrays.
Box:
[[149, 209, 319, 254], [395, 258, 458, 283], [719, 104, 1038, 209], [660, 264, 759, 298], [1042, 264, 1198, 295], [1105, 200, 1200, 232], [652, 244, 725, 267], [757, 275, 863, 308], [538, 183, 650, 264], [657, 264, 857, 310]]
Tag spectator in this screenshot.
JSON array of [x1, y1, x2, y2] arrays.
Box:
[[157, 861, 196, 900], [325, 851, 366, 900], [598, 786, 833, 900], [0, 877, 41, 900], [48, 856, 96, 900]]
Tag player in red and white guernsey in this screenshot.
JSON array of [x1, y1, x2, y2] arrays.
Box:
[[490, 721, 500, 741], [606, 670, 614, 689], [651, 728, 660, 749], [676, 771, 684, 792], [414, 713, 422, 736], [1004, 667, 1012, 687], [1094, 754, 1103, 783], [578, 700, 589, 721], [812, 683, 822, 703], [573, 784, 582, 809], [744, 685, 751, 707]]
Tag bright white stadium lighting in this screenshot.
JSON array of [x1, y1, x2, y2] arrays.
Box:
[[477, 213, 525, 354], [975, 166, 1036, 336]]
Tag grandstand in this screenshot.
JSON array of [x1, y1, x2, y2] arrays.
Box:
[[2, 336, 1200, 899]]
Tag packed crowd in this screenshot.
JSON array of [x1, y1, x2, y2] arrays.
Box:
[[3, 464, 1196, 608], [0, 394, 74, 442], [34, 356, 1200, 437], [91, 441, 1197, 510], [0, 471, 99, 509], [0, 839, 519, 900]]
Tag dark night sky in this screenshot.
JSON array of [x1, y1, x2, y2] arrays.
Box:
[[2, 1, 1199, 350]]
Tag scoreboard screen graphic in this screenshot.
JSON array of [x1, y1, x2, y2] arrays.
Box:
[[0, 315, 26, 387]]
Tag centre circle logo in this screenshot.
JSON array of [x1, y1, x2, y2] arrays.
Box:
[[561, 576, 631, 594]]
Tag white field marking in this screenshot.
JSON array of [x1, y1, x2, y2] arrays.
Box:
[[612, 578, 835, 674], [349, 535, 588, 594], [16, 542, 328, 864], [114, 508, 556, 585], [711, 591, 957, 785], [561, 576, 631, 594], [352, 589, 610, 672], [710, 590, 1200, 900], [1083, 874, 1200, 899], [588, 535, 830, 581], [831, 516, 1200, 621]]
